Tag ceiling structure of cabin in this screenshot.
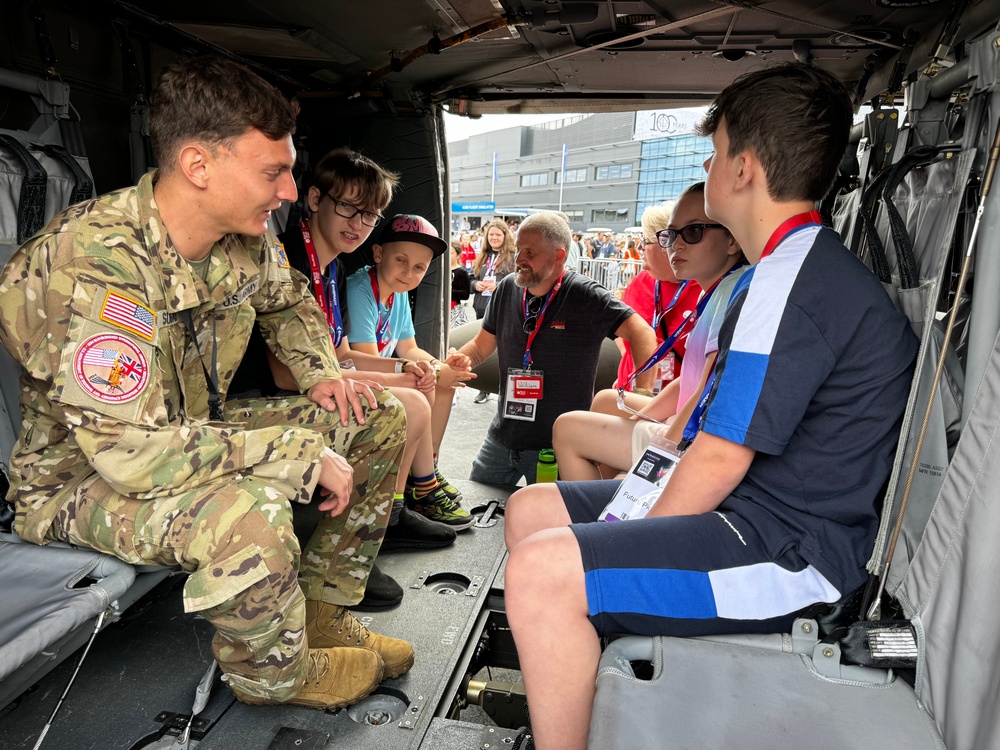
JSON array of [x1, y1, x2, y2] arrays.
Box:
[[102, 0, 1000, 114]]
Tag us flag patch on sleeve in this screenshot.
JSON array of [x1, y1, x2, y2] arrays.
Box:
[[99, 291, 156, 341]]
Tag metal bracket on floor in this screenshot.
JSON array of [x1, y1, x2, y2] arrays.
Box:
[[399, 692, 426, 729], [151, 711, 210, 737], [479, 725, 521, 749], [466, 575, 485, 597], [410, 570, 430, 589], [475, 500, 502, 528]]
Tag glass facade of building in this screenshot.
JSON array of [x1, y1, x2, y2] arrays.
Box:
[[636, 133, 714, 217]]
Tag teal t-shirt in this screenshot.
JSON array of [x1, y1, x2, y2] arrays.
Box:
[[345, 266, 415, 357]]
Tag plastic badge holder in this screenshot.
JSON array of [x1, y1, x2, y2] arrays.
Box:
[[600, 435, 682, 522]]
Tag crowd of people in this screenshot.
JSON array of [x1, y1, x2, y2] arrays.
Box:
[[454, 225, 644, 282], [0, 54, 918, 750]]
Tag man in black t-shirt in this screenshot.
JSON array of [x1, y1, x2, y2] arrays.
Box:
[[457, 212, 657, 486]]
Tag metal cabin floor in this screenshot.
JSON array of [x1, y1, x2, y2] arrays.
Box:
[[0, 389, 520, 750]]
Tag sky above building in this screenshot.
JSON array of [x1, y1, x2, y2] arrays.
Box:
[[443, 111, 580, 143]]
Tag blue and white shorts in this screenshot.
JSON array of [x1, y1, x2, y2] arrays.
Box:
[[559, 480, 842, 638]]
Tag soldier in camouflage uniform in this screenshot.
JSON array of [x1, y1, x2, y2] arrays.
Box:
[[0, 57, 411, 708]]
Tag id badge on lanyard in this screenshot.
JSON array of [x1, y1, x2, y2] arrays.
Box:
[[601, 436, 682, 522], [482, 253, 498, 297], [504, 367, 542, 421], [506, 272, 563, 421]]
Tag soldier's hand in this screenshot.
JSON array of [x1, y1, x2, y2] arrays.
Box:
[[316, 447, 353, 517], [307, 378, 375, 426]]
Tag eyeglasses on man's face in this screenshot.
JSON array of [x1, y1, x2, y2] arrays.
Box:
[[523, 294, 545, 334], [325, 195, 383, 227], [655, 223, 726, 249]]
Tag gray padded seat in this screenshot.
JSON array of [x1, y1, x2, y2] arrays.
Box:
[[0, 533, 136, 708], [0, 128, 174, 708], [589, 630, 943, 749]]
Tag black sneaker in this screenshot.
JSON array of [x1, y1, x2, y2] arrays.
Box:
[[405, 487, 476, 530], [381, 506, 457, 551], [353, 563, 403, 611]]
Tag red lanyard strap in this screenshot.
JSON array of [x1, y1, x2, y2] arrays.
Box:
[[760, 210, 823, 260], [368, 268, 394, 352], [521, 271, 565, 369], [300, 221, 344, 348]]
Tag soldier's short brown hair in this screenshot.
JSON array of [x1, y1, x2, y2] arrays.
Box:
[[149, 57, 299, 171], [699, 63, 852, 203], [310, 148, 400, 213]]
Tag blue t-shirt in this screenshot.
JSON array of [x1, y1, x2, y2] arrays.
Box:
[[345, 266, 415, 357], [704, 225, 918, 595]]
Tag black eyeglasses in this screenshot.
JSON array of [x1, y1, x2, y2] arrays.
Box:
[[655, 223, 726, 249], [325, 195, 383, 227], [523, 295, 544, 334]]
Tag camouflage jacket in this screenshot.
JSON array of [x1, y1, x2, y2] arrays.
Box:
[[0, 171, 341, 543]]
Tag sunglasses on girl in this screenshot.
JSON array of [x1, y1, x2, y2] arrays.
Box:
[[655, 223, 726, 249]]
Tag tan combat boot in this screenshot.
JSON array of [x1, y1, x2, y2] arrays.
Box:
[[305, 600, 415, 679], [233, 647, 384, 710]]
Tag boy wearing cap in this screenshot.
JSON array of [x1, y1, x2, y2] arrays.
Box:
[[344, 214, 477, 527]]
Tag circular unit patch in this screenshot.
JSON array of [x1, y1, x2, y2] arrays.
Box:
[[74, 333, 150, 403]]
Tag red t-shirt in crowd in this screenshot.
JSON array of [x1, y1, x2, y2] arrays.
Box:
[[461, 244, 477, 267], [616, 270, 702, 392]]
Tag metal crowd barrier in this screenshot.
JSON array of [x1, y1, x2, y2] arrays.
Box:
[[578, 258, 643, 292]]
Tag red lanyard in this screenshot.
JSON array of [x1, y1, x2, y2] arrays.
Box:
[[300, 221, 344, 348], [521, 271, 565, 369], [485, 252, 498, 276], [760, 210, 823, 260], [368, 268, 394, 353]]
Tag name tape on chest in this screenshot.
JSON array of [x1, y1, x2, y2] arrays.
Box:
[[73, 332, 150, 403], [158, 278, 261, 327], [219, 277, 261, 309]]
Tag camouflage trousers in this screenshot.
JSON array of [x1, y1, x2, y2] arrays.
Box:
[[224, 390, 406, 606], [46, 389, 405, 702]]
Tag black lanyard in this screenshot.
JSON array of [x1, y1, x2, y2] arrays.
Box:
[[180, 309, 224, 421]]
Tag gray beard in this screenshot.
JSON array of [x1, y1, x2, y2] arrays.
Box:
[[514, 267, 544, 289]]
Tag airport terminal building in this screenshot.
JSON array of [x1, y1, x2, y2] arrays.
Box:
[[447, 109, 713, 234]]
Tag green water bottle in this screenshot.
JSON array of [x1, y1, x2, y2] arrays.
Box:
[[536, 449, 558, 483]]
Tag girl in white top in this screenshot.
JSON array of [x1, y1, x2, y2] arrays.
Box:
[[553, 182, 746, 480]]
